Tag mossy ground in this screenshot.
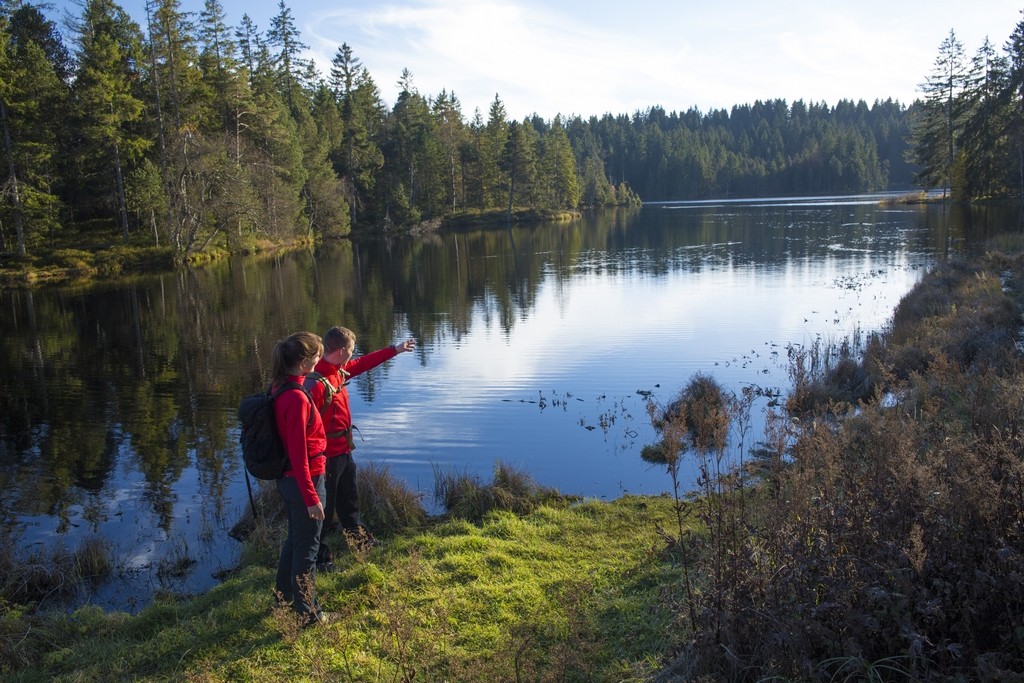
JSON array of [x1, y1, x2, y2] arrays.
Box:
[[0, 223, 313, 288]]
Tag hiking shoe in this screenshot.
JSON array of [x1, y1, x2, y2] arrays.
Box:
[[316, 560, 336, 574]]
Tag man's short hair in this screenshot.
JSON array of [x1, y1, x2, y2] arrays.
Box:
[[323, 326, 356, 353]]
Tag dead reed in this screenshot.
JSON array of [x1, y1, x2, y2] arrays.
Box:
[[0, 534, 113, 607]]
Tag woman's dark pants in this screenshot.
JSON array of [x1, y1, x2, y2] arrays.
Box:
[[275, 474, 326, 619]]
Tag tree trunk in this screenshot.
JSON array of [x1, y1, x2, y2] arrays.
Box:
[[150, 207, 159, 246], [0, 97, 25, 256], [114, 141, 131, 244]]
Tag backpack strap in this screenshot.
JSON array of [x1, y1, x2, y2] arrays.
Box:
[[269, 381, 315, 426], [303, 371, 339, 412], [300, 372, 355, 444]]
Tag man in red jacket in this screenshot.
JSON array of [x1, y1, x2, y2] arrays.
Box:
[[305, 326, 415, 554]]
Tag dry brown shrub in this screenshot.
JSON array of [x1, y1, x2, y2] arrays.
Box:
[[664, 253, 1024, 681]]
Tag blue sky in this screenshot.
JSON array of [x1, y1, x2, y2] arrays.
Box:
[[64, 0, 1024, 120]]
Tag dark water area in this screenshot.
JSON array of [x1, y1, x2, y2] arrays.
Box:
[[1, 195, 1019, 612]]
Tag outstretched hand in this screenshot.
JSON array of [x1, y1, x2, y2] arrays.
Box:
[[394, 339, 416, 354]]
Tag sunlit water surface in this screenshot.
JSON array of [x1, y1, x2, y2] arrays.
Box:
[[1, 195, 1017, 611]]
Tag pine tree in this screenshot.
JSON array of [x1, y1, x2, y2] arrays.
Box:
[[245, 79, 304, 237], [432, 89, 466, 212], [908, 29, 968, 196], [145, 0, 203, 131], [960, 36, 1010, 198], [300, 81, 350, 238], [384, 69, 434, 225], [0, 7, 68, 254], [331, 43, 384, 225], [197, 0, 241, 132], [481, 94, 508, 209], [265, 0, 308, 112], [234, 13, 260, 88], [499, 119, 538, 216], [70, 0, 150, 243], [539, 117, 579, 209], [1005, 13, 1024, 197], [462, 108, 485, 210]]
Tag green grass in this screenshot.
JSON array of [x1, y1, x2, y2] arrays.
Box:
[[2, 495, 687, 682]]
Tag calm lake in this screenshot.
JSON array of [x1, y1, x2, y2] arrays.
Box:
[[1, 195, 1018, 612]]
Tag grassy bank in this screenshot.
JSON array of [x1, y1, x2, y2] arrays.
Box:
[[0, 225, 314, 288], [0, 209, 580, 288], [1, 469, 687, 682]]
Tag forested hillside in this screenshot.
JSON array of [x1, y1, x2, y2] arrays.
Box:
[[8, 0, 1020, 264], [572, 99, 915, 201]]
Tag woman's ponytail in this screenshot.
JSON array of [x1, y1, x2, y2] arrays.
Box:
[[270, 332, 323, 384]]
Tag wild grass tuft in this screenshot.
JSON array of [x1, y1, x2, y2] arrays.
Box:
[[356, 460, 428, 534], [433, 461, 565, 522], [233, 464, 428, 567], [0, 535, 114, 607], [229, 479, 285, 542]]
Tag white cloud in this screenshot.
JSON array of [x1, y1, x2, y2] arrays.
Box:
[[112, 0, 1024, 118], [306, 0, 694, 117]]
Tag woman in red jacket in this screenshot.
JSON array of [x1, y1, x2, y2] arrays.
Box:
[[270, 331, 333, 626]]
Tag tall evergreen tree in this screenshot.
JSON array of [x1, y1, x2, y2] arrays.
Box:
[[265, 0, 308, 112], [195, 6, 253, 247], [960, 36, 1010, 198], [1005, 13, 1024, 197], [141, 0, 216, 251], [245, 75, 304, 237], [499, 119, 538, 215], [463, 107, 485, 210], [539, 116, 579, 209], [908, 29, 968, 196], [145, 0, 202, 130], [70, 0, 150, 242], [432, 88, 465, 212], [330, 43, 384, 225], [197, 0, 240, 132], [300, 81, 350, 238], [384, 69, 434, 225], [0, 6, 68, 255], [481, 94, 508, 209], [234, 13, 260, 88]]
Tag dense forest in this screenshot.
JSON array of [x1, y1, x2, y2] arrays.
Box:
[[1, 0, 1022, 263]]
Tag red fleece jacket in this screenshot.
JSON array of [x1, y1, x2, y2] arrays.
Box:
[[273, 375, 327, 507], [307, 346, 398, 457]]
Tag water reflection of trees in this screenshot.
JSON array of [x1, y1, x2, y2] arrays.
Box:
[[0, 202, 1015, 538]]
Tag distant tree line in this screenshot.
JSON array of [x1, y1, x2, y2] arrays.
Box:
[[10, 0, 1017, 264], [577, 98, 915, 201]]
